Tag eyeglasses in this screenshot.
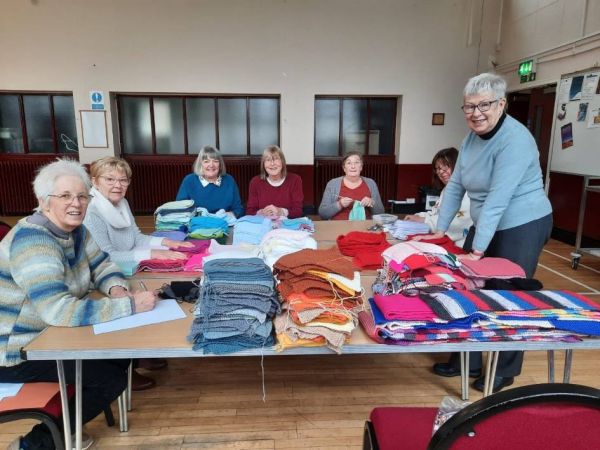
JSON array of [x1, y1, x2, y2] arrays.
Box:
[[48, 193, 93, 204], [461, 99, 499, 114], [435, 165, 451, 174], [264, 157, 281, 163], [99, 175, 131, 186]]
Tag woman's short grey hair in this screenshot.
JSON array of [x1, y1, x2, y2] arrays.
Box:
[[192, 146, 226, 177], [464, 73, 507, 99], [33, 159, 91, 211]]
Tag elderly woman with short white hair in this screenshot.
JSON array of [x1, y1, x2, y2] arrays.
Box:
[[176, 145, 244, 217], [421, 73, 553, 394], [0, 159, 157, 450]]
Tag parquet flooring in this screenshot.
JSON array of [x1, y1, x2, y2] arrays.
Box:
[[1, 217, 599, 449]]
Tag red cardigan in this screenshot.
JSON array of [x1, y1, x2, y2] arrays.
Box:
[[246, 173, 304, 218]]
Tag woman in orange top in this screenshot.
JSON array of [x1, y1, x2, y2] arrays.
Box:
[[318, 151, 384, 220]]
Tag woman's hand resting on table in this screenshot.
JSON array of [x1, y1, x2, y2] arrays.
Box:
[[411, 231, 445, 241], [151, 249, 188, 260], [163, 238, 195, 250]]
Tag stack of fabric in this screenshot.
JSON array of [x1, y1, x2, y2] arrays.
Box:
[[360, 289, 600, 345], [196, 207, 237, 226], [387, 219, 430, 240], [273, 248, 363, 353], [187, 216, 229, 240], [155, 200, 196, 231], [259, 229, 317, 268], [233, 215, 272, 245], [337, 231, 391, 269], [277, 217, 315, 232], [188, 258, 280, 354]]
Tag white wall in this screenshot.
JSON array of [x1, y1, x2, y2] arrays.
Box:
[[0, 0, 482, 164], [479, 0, 600, 91]]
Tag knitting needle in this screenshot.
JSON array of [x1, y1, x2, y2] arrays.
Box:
[[139, 281, 148, 291]]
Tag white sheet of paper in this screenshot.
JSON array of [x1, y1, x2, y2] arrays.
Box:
[[0, 383, 23, 401], [93, 299, 186, 335]]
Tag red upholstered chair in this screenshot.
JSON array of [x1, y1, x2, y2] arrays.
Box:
[[0, 383, 74, 450], [364, 383, 600, 450], [0, 221, 12, 241]]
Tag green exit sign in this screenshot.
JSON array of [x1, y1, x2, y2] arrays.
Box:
[[518, 60, 534, 76], [518, 59, 536, 83]]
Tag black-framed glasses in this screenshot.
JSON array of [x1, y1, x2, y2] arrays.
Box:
[[48, 193, 93, 204], [99, 175, 131, 186], [461, 99, 499, 114]]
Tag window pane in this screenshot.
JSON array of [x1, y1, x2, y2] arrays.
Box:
[[154, 98, 184, 154], [23, 95, 53, 153], [249, 98, 278, 155], [187, 98, 216, 154], [370, 99, 396, 155], [0, 95, 23, 154], [218, 98, 247, 155], [53, 96, 78, 154], [315, 99, 340, 156], [120, 97, 152, 154], [342, 99, 367, 154]]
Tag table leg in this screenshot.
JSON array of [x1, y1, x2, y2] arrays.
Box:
[[547, 350, 555, 382], [460, 351, 469, 401], [56, 360, 71, 450], [483, 351, 499, 397], [75, 359, 82, 450], [563, 350, 573, 383]]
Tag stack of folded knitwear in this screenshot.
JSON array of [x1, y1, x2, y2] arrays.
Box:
[[233, 215, 273, 245], [188, 258, 280, 354], [360, 288, 600, 344], [259, 229, 317, 268], [187, 216, 229, 240], [387, 219, 430, 240], [273, 247, 363, 353], [360, 241, 600, 344], [155, 200, 196, 231], [137, 239, 211, 273], [275, 217, 315, 232], [337, 231, 391, 269]]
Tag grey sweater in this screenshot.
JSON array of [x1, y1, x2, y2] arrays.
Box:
[[318, 176, 384, 220], [84, 198, 164, 264]]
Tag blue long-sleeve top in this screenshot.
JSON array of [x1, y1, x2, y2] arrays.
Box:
[[176, 173, 244, 218], [436, 114, 552, 252]]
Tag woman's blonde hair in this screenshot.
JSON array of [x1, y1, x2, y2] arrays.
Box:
[[90, 156, 132, 179], [192, 146, 226, 177], [260, 145, 287, 180]]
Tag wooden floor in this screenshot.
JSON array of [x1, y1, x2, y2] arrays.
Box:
[[1, 217, 600, 449]]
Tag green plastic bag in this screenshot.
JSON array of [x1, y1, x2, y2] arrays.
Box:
[[349, 200, 366, 221]]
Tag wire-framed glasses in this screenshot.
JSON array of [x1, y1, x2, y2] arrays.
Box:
[[99, 175, 131, 186], [48, 193, 93, 204]]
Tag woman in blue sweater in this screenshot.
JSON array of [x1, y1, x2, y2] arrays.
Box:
[[176, 146, 244, 218], [422, 73, 553, 393]]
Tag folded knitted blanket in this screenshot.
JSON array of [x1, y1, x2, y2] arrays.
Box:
[[459, 257, 526, 280], [336, 231, 390, 257], [274, 247, 354, 279]]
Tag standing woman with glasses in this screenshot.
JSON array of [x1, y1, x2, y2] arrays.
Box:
[[246, 145, 304, 218], [404, 147, 472, 246], [416, 73, 553, 393], [85, 157, 192, 265], [0, 159, 157, 450], [318, 151, 384, 220]]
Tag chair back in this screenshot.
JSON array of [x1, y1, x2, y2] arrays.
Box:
[[428, 383, 600, 450]]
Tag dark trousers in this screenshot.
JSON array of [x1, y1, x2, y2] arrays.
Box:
[[0, 359, 128, 450], [453, 213, 553, 377]]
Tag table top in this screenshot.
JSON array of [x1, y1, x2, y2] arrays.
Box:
[[24, 274, 600, 361]]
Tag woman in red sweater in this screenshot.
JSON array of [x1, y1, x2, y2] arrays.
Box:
[[246, 145, 304, 218]]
